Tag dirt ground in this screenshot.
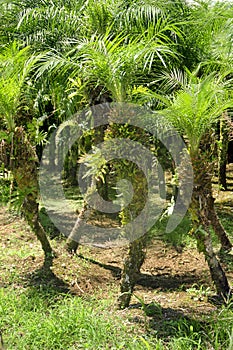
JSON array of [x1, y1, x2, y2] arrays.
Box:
[[1, 198, 233, 326]]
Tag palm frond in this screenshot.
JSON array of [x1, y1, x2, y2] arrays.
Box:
[[14, 1, 84, 50], [0, 41, 37, 131], [162, 72, 233, 152], [152, 68, 189, 94]]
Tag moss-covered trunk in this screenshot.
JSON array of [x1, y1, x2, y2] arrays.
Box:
[[207, 195, 232, 251], [117, 167, 148, 309], [190, 154, 231, 299], [3, 127, 53, 260], [114, 129, 149, 309], [65, 123, 106, 251], [21, 193, 53, 259], [117, 236, 147, 309], [192, 190, 231, 298], [203, 153, 231, 251]]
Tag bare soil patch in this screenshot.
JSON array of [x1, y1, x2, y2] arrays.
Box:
[[1, 203, 232, 328]]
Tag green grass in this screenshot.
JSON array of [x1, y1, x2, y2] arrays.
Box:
[[0, 285, 233, 349], [0, 287, 158, 350], [1, 188, 233, 349]]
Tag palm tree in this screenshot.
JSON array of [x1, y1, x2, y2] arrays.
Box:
[[36, 8, 182, 307], [161, 70, 232, 299], [0, 0, 85, 51], [0, 42, 53, 262], [1, 0, 231, 306], [205, 11, 233, 190]]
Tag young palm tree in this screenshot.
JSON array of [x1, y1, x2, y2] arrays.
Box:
[[161, 70, 232, 299], [37, 10, 182, 307], [0, 0, 85, 51], [206, 13, 233, 190], [0, 42, 53, 261]]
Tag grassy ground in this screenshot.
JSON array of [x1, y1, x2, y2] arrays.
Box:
[[0, 206, 233, 350], [0, 167, 233, 349]]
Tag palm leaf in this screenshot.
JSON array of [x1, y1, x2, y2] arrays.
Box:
[[0, 41, 38, 131], [162, 72, 233, 153]]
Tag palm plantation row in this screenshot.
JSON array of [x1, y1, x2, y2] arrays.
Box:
[[0, 0, 233, 308]]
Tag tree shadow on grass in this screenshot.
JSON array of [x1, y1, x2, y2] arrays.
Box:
[[128, 303, 214, 346], [77, 253, 122, 279], [136, 272, 205, 291], [23, 253, 121, 300], [24, 264, 71, 296], [76, 255, 208, 292], [142, 306, 209, 340]]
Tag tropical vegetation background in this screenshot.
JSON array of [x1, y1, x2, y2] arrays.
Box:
[[0, 0, 233, 349]]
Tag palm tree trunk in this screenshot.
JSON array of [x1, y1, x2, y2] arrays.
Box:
[[207, 197, 232, 251], [194, 216, 231, 298], [191, 155, 231, 299], [65, 123, 106, 252], [192, 154, 232, 251], [21, 194, 53, 261], [11, 127, 53, 259], [116, 162, 149, 308], [65, 203, 89, 253], [117, 236, 147, 309], [193, 201, 230, 298]]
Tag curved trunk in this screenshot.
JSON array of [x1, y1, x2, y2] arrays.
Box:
[[190, 154, 231, 299], [195, 227, 230, 297], [207, 198, 232, 251], [2, 127, 53, 260], [192, 153, 232, 251], [192, 189, 231, 298], [65, 123, 107, 252], [21, 194, 53, 257], [65, 204, 89, 253]]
